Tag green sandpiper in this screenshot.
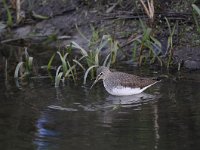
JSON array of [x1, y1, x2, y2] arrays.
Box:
[[91, 66, 159, 96]]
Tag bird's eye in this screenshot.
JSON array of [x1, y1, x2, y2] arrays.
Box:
[[100, 72, 103, 75]]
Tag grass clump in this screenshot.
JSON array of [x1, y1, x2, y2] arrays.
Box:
[[132, 20, 162, 66], [47, 45, 86, 87], [132, 18, 177, 69], [71, 34, 119, 84]]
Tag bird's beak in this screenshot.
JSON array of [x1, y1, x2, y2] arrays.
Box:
[[90, 75, 101, 89]]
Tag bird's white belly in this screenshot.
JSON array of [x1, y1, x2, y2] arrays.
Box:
[[104, 85, 142, 96], [104, 82, 158, 96]]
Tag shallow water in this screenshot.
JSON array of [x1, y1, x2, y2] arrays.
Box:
[[0, 71, 200, 150]]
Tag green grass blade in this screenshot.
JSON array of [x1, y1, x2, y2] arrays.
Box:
[[168, 23, 176, 49], [55, 72, 63, 87], [98, 35, 110, 51], [150, 55, 156, 64], [2, 0, 13, 27], [132, 41, 138, 61], [47, 53, 55, 70], [192, 4, 200, 16], [63, 52, 69, 60], [32, 11, 49, 19], [150, 36, 162, 55], [165, 17, 171, 34], [156, 56, 163, 66], [14, 62, 24, 78], [171, 22, 176, 36], [83, 65, 98, 84], [73, 59, 86, 71], [110, 40, 119, 64], [75, 24, 90, 42], [28, 56, 33, 71], [57, 51, 68, 74], [94, 50, 100, 65], [56, 65, 62, 77], [143, 28, 152, 41], [139, 55, 146, 66], [136, 38, 142, 43], [167, 36, 171, 50], [150, 36, 162, 48], [55, 65, 63, 87], [103, 53, 111, 66], [66, 61, 75, 81], [192, 10, 200, 32], [24, 47, 29, 59], [64, 65, 76, 78], [71, 41, 88, 56], [139, 18, 145, 31]]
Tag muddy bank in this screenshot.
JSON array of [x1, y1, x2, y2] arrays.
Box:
[[0, 0, 200, 70]]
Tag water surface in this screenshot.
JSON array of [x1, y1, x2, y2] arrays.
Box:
[[0, 72, 200, 150]]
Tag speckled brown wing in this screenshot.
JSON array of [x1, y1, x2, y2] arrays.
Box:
[[133, 77, 157, 88], [110, 72, 156, 89]]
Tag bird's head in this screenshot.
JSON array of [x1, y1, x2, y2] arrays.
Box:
[[90, 66, 111, 89]]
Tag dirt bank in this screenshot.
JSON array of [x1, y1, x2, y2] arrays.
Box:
[[0, 0, 200, 70]]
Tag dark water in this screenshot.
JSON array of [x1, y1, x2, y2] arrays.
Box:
[[0, 71, 200, 150]]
